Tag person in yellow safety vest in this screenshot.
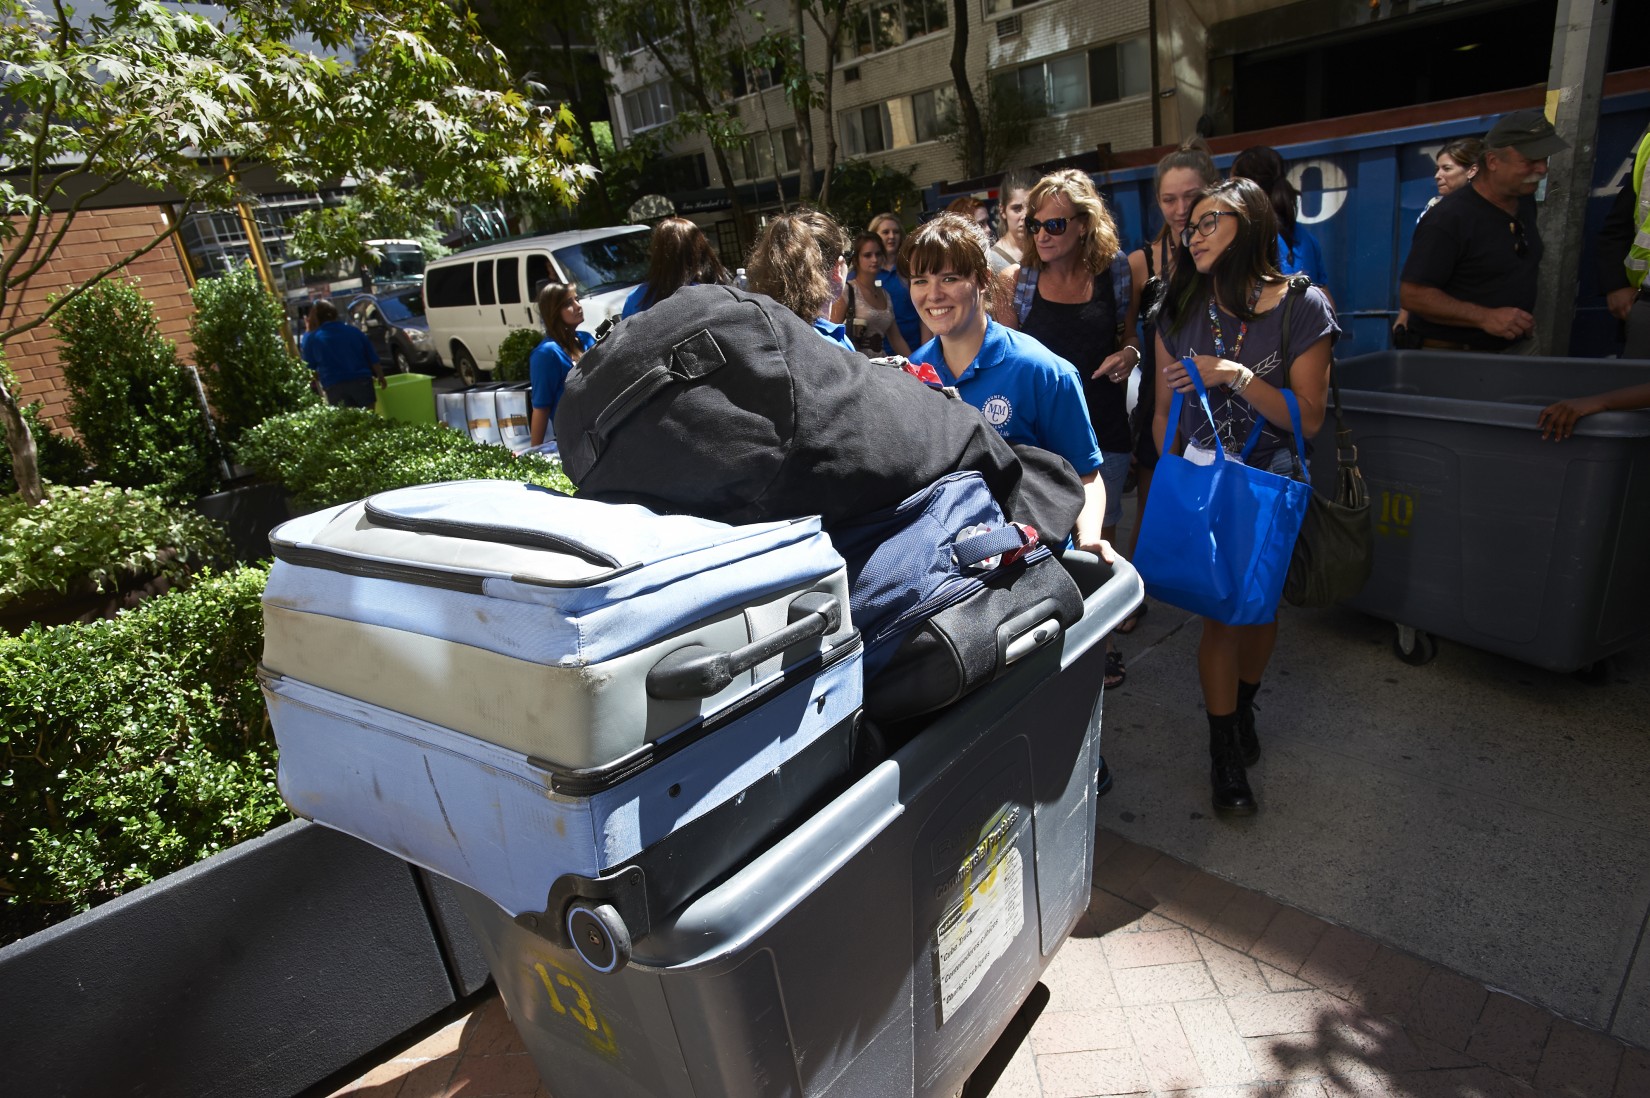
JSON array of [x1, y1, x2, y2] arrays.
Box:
[[1596, 123, 1650, 359]]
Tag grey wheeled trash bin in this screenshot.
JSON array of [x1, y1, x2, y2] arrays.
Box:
[[451, 556, 1143, 1098], [1318, 350, 1650, 672]]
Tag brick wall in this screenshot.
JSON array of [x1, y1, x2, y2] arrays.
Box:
[[4, 206, 196, 431]]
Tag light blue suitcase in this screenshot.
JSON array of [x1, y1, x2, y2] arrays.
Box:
[[260, 480, 862, 966]]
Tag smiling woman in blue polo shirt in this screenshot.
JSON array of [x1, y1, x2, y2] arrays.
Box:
[[902, 212, 1112, 563]]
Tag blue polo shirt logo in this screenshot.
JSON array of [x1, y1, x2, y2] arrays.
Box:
[[981, 395, 1013, 428]]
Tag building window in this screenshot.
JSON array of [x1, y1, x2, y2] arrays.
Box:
[[739, 127, 801, 180], [995, 36, 1150, 119], [729, 59, 784, 99], [839, 84, 956, 156], [622, 79, 681, 133], [842, 0, 948, 61], [650, 153, 710, 193], [983, 0, 1043, 14]]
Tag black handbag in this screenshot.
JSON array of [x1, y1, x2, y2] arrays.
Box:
[[1273, 277, 1374, 607]]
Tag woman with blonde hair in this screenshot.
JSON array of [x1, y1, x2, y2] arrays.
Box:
[[995, 168, 1137, 688], [622, 216, 727, 317], [865, 211, 922, 348], [528, 282, 593, 448], [746, 207, 855, 349]]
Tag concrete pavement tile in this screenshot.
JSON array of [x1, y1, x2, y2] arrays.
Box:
[[1043, 934, 1124, 1013], [1177, 997, 1261, 1086], [1035, 1047, 1151, 1097], [1124, 1003, 1207, 1091], [461, 997, 525, 1058], [1226, 991, 1352, 1039], [1241, 1034, 1329, 1083], [1365, 1015, 1431, 1073], [1095, 827, 1125, 867], [1197, 934, 1275, 998], [1297, 927, 1382, 999], [1345, 947, 1432, 1021], [1093, 836, 1165, 897], [1112, 961, 1221, 1007], [396, 1017, 468, 1064], [1260, 963, 1316, 994], [444, 1051, 542, 1098], [1089, 888, 1156, 936], [393, 1056, 462, 1098], [329, 1058, 414, 1096], [1410, 969, 1488, 1052], [1031, 1008, 1134, 1055], [1405, 1031, 1481, 1070], [1382, 1066, 1526, 1098], [1205, 890, 1285, 954], [1615, 1045, 1650, 1097], [1249, 908, 1331, 977], [1531, 1020, 1622, 1098], [1462, 991, 1552, 1082], [1159, 871, 1244, 935], [1124, 852, 1201, 913], [979, 1037, 1044, 1098], [1104, 927, 1203, 969]]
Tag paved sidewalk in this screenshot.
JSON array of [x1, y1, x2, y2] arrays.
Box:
[[325, 830, 1646, 1098]]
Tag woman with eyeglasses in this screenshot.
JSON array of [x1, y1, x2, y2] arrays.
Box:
[[993, 168, 1136, 690], [1123, 138, 1220, 604], [1152, 178, 1339, 816], [828, 231, 913, 357], [746, 208, 856, 351]]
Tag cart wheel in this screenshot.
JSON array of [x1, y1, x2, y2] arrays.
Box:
[[567, 902, 631, 974], [1392, 625, 1437, 666]]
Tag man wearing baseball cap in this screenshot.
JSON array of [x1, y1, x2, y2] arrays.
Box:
[[1400, 108, 1568, 354]]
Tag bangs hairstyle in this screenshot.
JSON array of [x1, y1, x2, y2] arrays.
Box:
[[746, 207, 850, 322], [1161, 178, 1280, 330], [1152, 137, 1219, 243], [640, 217, 727, 308], [536, 282, 582, 354], [897, 212, 992, 294], [1023, 169, 1121, 274]]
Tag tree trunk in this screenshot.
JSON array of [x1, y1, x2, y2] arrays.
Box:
[[556, 24, 616, 224], [949, 0, 984, 178], [0, 376, 44, 506], [809, 2, 846, 211], [792, 2, 815, 204]]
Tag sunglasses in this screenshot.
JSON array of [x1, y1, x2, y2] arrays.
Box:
[[1181, 210, 1240, 247], [1026, 217, 1069, 237], [1508, 219, 1528, 258]]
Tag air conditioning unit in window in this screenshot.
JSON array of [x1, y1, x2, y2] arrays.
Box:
[[995, 15, 1021, 40], [844, 65, 860, 82]]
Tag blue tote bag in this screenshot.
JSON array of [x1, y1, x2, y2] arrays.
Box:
[[1133, 359, 1312, 626]]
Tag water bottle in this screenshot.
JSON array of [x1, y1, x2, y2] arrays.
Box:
[[735, 267, 748, 291]]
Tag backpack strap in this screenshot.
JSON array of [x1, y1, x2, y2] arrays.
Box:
[[1013, 266, 1038, 324]]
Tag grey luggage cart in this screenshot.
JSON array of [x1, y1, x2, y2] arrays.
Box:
[[1318, 350, 1650, 672], [450, 556, 1143, 1098]]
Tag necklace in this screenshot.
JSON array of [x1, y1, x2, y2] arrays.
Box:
[[1207, 282, 1264, 360]]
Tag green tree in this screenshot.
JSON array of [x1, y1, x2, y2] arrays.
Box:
[[940, 78, 1037, 179], [948, 0, 987, 178], [0, 0, 594, 505], [189, 265, 317, 445], [800, 0, 856, 211]]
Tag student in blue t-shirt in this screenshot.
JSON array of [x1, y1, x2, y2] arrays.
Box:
[[746, 209, 856, 351], [621, 216, 728, 319], [865, 212, 924, 349], [528, 283, 595, 450], [901, 212, 1112, 562]]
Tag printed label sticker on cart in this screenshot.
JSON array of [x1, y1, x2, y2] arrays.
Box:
[[934, 807, 1026, 1024]]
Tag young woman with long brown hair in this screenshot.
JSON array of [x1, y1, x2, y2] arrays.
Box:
[[527, 282, 593, 449]]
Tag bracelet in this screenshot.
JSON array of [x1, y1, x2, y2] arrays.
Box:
[[1124, 344, 1141, 366], [1229, 365, 1256, 395]]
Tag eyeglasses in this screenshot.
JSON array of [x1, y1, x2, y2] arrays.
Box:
[[1181, 210, 1239, 247], [1026, 217, 1069, 237], [1508, 219, 1528, 258]]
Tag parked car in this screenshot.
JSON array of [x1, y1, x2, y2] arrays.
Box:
[[422, 225, 651, 384], [346, 289, 443, 375]]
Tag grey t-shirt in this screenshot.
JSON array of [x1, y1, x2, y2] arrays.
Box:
[[1159, 285, 1339, 465]]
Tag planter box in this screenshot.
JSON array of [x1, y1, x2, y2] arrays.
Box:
[[193, 479, 296, 562], [0, 820, 478, 1098]]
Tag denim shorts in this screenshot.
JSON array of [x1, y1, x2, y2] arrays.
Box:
[[1097, 450, 1132, 528]]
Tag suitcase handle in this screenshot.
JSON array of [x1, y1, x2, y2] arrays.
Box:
[[646, 592, 842, 700]]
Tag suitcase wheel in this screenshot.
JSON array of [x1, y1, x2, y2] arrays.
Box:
[[566, 901, 632, 974]]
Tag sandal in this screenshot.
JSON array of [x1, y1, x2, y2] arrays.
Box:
[[1115, 602, 1148, 635], [1104, 650, 1126, 689]]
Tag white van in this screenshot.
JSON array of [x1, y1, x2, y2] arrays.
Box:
[[422, 226, 651, 383]]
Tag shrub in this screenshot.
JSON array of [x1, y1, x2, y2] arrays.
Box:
[[0, 401, 90, 495], [53, 279, 222, 501], [237, 404, 574, 508], [0, 483, 230, 611], [0, 567, 285, 943], [494, 327, 543, 383], [190, 265, 318, 444]]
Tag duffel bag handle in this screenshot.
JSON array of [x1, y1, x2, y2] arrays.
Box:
[[646, 592, 841, 700], [953, 523, 1034, 568]]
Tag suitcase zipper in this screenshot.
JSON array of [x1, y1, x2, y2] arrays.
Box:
[[865, 544, 1052, 653], [270, 542, 491, 593], [361, 499, 624, 568]]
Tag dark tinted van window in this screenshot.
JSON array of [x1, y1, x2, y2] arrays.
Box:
[[526, 254, 552, 300], [426, 263, 476, 307], [496, 257, 521, 304], [477, 259, 497, 306]]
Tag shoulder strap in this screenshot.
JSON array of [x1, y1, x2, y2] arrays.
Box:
[[1014, 266, 1038, 324], [845, 281, 856, 323], [1109, 252, 1131, 318], [1276, 274, 1352, 450], [1143, 241, 1156, 279]]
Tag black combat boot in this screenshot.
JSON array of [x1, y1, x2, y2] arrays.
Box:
[[1208, 711, 1257, 816], [1236, 680, 1261, 767]]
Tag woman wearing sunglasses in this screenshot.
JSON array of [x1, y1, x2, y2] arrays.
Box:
[[993, 169, 1137, 689], [1152, 178, 1338, 816]]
